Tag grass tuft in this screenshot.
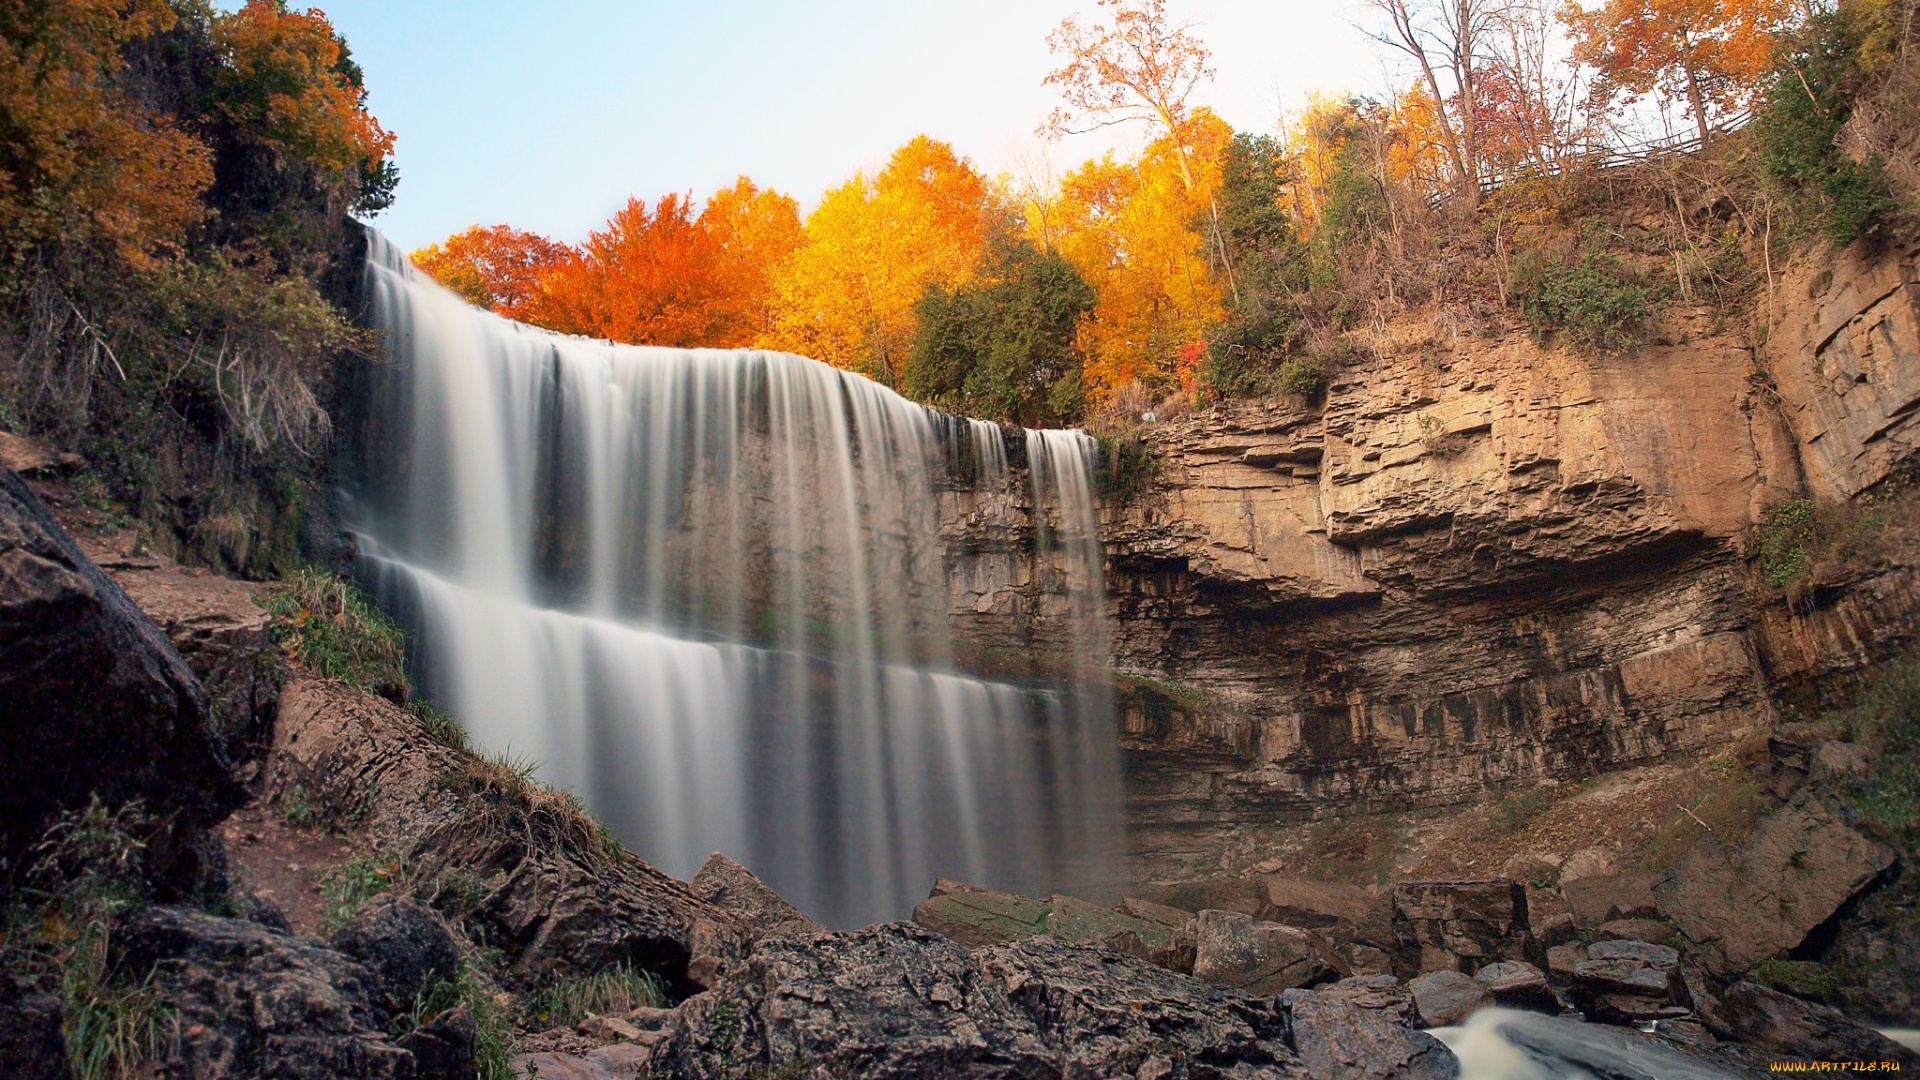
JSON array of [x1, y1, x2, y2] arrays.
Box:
[[522, 962, 667, 1030], [316, 854, 405, 934], [263, 566, 409, 700]]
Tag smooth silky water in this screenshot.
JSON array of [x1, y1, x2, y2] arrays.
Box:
[[341, 233, 1121, 928]]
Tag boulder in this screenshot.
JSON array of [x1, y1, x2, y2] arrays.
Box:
[[1718, 982, 1920, 1067], [1595, 918, 1673, 944], [1260, 876, 1377, 929], [1191, 910, 1345, 995], [979, 936, 1304, 1078], [1283, 987, 1459, 1079], [329, 894, 462, 1014], [1120, 895, 1196, 929], [911, 882, 1173, 962], [1312, 974, 1417, 1025], [0, 431, 81, 476], [1407, 970, 1492, 1027], [1390, 880, 1530, 976], [688, 852, 824, 940], [1560, 870, 1661, 927], [0, 976, 71, 1080], [1654, 787, 1896, 973], [0, 469, 241, 891], [652, 923, 1058, 1080], [1568, 940, 1685, 1025], [1556, 847, 1619, 885], [84, 536, 280, 768], [1473, 960, 1555, 1011], [112, 905, 417, 1078], [1545, 943, 1586, 983]]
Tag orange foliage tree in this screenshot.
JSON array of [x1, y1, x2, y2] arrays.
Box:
[[1566, 0, 1799, 145], [410, 225, 568, 318], [0, 0, 212, 265], [211, 2, 396, 194], [1049, 112, 1231, 395], [764, 136, 990, 384]]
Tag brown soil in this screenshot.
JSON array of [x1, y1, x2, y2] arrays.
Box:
[[219, 800, 371, 937]]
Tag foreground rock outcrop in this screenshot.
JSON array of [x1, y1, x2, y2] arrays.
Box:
[[0, 469, 241, 892]]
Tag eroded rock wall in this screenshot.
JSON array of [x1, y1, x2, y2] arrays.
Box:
[[939, 239, 1920, 882]]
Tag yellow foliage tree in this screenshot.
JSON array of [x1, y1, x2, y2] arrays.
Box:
[[1049, 110, 1230, 395], [764, 136, 990, 384]]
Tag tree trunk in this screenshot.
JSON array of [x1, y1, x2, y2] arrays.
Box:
[[1685, 63, 1711, 148]]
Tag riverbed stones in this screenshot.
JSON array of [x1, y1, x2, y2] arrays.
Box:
[[1654, 787, 1896, 972], [1390, 880, 1530, 976], [0, 468, 241, 892], [1190, 909, 1345, 995], [1407, 970, 1492, 1026], [1474, 960, 1555, 1011], [1569, 939, 1686, 1024]]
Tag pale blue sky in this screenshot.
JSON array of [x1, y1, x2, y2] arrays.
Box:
[[256, 2, 1380, 250]]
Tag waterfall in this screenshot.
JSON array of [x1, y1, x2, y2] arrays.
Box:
[[341, 232, 1122, 927]]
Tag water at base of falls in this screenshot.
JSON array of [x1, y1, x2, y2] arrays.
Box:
[[342, 232, 1121, 928]]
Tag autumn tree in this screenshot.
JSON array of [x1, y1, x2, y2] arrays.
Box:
[[1367, 0, 1503, 200], [0, 0, 213, 265], [1567, 0, 1800, 146], [698, 176, 803, 341], [1049, 111, 1231, 394], [764, 136, 989, 384], [905, 223, 1096, 427], [1043, 0, 1235, 297], [530, 193, 735, 347], [411, 225, 568, 318]]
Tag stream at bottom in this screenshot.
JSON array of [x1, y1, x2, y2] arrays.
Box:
[[1433, 1008, 1920, 1079]]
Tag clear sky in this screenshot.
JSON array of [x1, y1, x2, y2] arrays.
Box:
[[261, 2, 1382, 251]]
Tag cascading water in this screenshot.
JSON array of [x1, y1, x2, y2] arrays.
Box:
[[341, 233, 1121, 927]]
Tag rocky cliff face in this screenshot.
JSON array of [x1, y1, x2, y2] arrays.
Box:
[[942, 239, 1920, 882]]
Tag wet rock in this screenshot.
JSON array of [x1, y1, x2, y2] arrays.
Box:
[[653, 923, 1057, 1080], [113, 905, 416, 1078], [1655, 787, 1896, 973], [1457, 1007, 1751, 1079], [329, 894, 461, 1014], [689, 852, 824, 940], [0, 469, 240, 892], [0, 975, 71, 1080], [1474, 960, 1554, 1011], [1391, 880, 1530, 976], [1408, 970, 1492, 1027], [980, 936, 1304, 1078], [399, 1003, 477, 1080], [1717, 981, 1920, 1067], [1283, 987, 1458, 1080], [1191, 910, 1344, 995]]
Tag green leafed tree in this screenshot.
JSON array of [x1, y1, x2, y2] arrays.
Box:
[[904, 225, 1096, 427]]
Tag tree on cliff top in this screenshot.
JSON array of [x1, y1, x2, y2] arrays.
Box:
[[1566, 0, 1800, 146]]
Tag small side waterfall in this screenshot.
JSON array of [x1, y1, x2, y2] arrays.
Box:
[[342, 233, 1121, 927]]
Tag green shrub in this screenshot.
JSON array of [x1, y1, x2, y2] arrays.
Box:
[[1755, 497, 1884, 596], [411, 698, 469, 751], [1094, 431, 1157, 504], [1515, 251, 1664, 354], [1274, 354, 1328, 397], [1750, 958, 1844, 1001], [1834, 653, 1920, 848], [263, 567, 409, 699], [64, 973, 176, 1080]]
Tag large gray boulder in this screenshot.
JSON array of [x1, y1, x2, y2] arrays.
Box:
[[0, 468, 241, 892], [1408, 970, 1492, 1027], [1283, 986, 1458, 1080], [329, 895, 462, 1014], [653, 922, 1059, 1080], [112, 905, 419, 1079], [979, 937, 1304, 1079]]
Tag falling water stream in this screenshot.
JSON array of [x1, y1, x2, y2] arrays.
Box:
[[341, 233, 1121, 928]]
